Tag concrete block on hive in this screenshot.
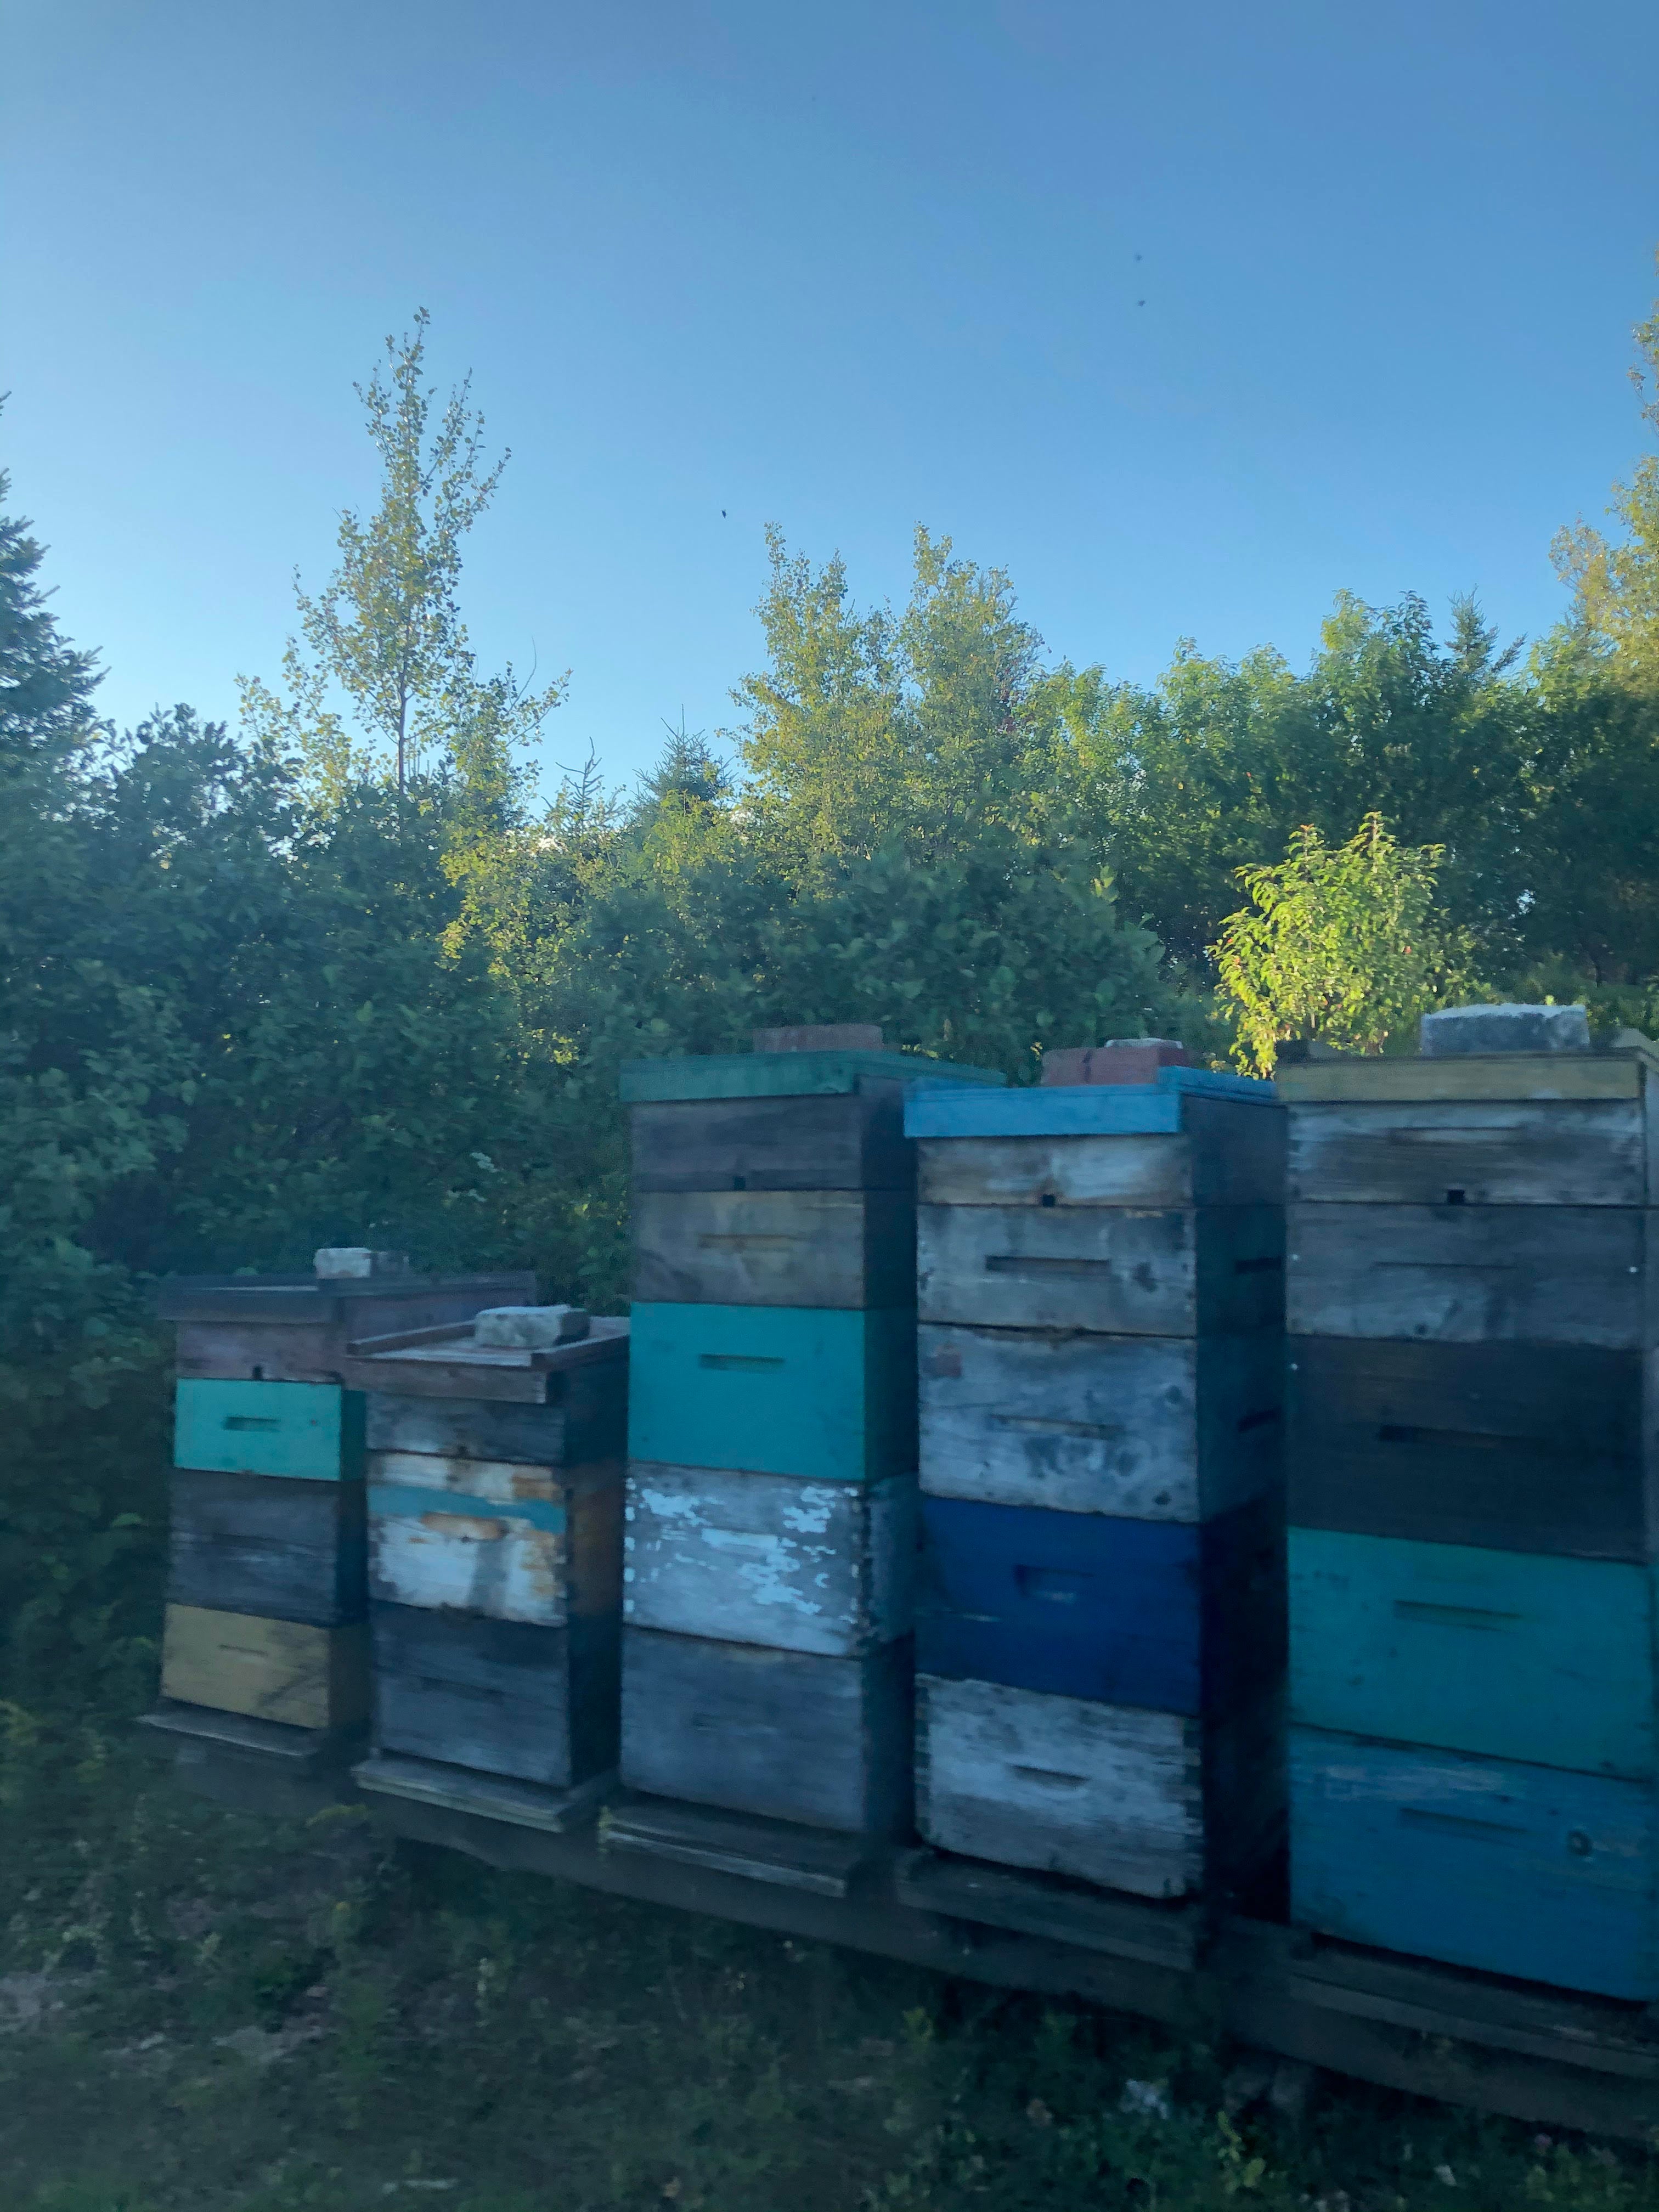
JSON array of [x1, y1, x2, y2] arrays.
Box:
[[473, 1304, 590, 1348], [1419, 1003, 1590, 1056]]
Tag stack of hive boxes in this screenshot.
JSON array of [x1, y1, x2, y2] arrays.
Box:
[[904, 1043, 1288, 1916], [346, 1305, 631, 1822], [154, 1253, 533, 1749], [614, 1026, 1001, 1862], [1283, 1005, 1659, 1999]]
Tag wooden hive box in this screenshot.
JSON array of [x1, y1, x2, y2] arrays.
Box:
[[348, 1319, 629, 1793], [614, 1042, 1001, 1854], [1279, 1041, 1658, 1560], [156, 1271, 534, 1734], [902, 1069, 1286, 1908], [1280, 1022, 1659, 1995], [907, 1073, 1283, 1339], [915, 1673, 1283, 1901], [622, 1463, 916, 1657], [619, 1626, 913, 1836]]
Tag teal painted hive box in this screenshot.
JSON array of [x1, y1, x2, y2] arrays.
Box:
[[628, 1302, 915, 1482]]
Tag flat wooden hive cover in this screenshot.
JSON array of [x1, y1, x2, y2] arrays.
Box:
[[1274, 1048, 1658, 1105], [155, 1273, 537, 1323], [905, 1066, 1272, 1139], [619, 1051, 1006, 1103]]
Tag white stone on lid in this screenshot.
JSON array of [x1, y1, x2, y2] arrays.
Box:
[[473, 1304, 591, 1348]]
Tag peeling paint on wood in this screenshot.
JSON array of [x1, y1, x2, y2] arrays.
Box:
[[918, 1325, 1281, 1520], [622, 1462, 916, 1655], [366, 1453, 622, 1627]]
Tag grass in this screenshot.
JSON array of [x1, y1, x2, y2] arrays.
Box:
[[3, 1655, 1659, 2212]]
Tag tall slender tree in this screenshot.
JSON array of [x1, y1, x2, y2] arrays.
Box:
[[239, 308, 563, 802]]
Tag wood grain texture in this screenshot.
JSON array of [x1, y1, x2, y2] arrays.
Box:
[[1289, 1726, 1659, 2000], [630, 1092, 915, 1194], [1275, 1055, 1644, 1105], [620, 1051, 1002, 1103], [918, 1104, 1284, 1211], [364, 1378, 625, 1468], [1286, 1204, 1652, 1346], [915, 1493, 1284, 1716], [627, 1302, 916, 1482], [622, 1462, 916, 1655], [167, 1467, 366, 1627], [174, 1379, 364, 1480], [156, 1274, 537, 1327], [618, 1626, 914, 1836], [1286, 1099, 1647, 1206], [915, 1674, 1204, 1897], [342, 1321, 629, 1403], [918, 1325, 1282, 1521], [1289, 1529, 1654, 1778], [366, 1454, 622, 1627], [1286, 1337, 1649, 1560], [370, 1600, 618, 1786], [917, 1674, 1284, 1904], [161, 1604, 369, 1730], [631, 1189, 916, 1308], [175, 1322, 343, 1385], [917, 1205, 1284, 1336]]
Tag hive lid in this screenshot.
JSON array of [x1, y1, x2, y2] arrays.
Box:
[[1273, 1047, 1659, 1104], [904, 1065, 1273, 1138], [153, 1272, 537, 1324], [619, 1049, 1006, 1103]]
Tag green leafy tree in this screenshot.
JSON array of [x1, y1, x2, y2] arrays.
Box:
[[1215, 814, 1481, 1075], [1551, 256, 1659, 690], [238, 307, 562, 803], [1075, 594, 1533, 973]]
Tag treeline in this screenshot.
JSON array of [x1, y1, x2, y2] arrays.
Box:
[[2, 292, 1657, 1673]]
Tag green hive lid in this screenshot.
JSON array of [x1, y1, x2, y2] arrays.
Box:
[[619, 1049, 1006, 1103]]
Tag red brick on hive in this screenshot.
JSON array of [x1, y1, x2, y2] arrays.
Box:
[[1039, 1040, 1193, 1087]]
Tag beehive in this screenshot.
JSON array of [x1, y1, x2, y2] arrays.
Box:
[[1280, 1006, 1659, 1999], [616, 1032, 1001, 1840], [154, 1257, 533, 1737], [905, 1063, 1286, 1904]]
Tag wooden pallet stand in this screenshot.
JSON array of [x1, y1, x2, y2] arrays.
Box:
[[139, 1697, 366, 1819], [155, 1720, 1659, 2140], [599, 1793, 882, 1898], [894, 1847, 1211, 1970], [353, 1751, 615, 1834]]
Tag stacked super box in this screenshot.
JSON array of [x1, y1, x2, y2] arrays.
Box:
[[906, 1057, 1287, 1903], [347, 1313, 630, 1809], [156, 1258, 533, 1739], [618, 1032, 1002, 1838], [1283, 1006, 1659, 2000]]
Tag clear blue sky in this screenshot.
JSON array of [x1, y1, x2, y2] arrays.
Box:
[[4, 0, 1657, 791]]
